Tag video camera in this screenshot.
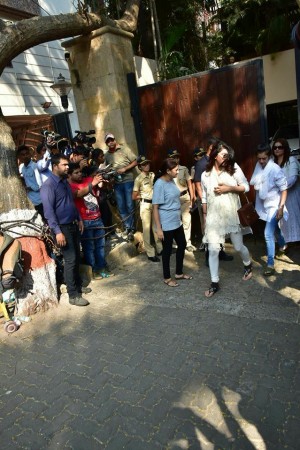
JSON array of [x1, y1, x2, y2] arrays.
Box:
[[41, 129, 70, 154], [73, 130, 96, 146], [97, 165, 122, 182]]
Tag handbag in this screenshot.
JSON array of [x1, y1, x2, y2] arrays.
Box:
[[237, 194, 259, 227]]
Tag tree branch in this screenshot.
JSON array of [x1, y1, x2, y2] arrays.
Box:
[[0, 12, 104, 76], [0, 0, 141, 76], [115, 0, 141, 32]]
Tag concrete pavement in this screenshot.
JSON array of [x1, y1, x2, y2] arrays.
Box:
[[0, 235, 299, 449]]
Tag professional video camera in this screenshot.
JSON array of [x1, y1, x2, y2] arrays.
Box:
[[41, 129, 70, 154], [73, 130, 96, 146], [97, 165, 122, 182]]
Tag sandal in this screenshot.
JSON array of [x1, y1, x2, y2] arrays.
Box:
[[175, 274, 193, 280], [204, 282, 219, 298], [242, 263, 252, 281], [164, 279, 179, 287], [264, 266, 275, 277]]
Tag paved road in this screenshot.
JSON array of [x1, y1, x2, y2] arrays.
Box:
[[0, 236, 299, 449]]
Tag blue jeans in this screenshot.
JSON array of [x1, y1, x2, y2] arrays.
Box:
[[264, 214, 286, 267], [81, 218, 106, 271], [114, 181, 135, 230]]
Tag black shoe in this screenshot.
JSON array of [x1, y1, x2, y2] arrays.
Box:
[[79, 287, 92, 294], [219, 250, 233, 261], [69, 296, 90, 306], [148, 256, 160, 262]]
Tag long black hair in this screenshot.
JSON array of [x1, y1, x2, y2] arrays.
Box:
[[206, 143, 236, 175]]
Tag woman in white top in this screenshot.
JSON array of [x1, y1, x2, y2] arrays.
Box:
[[272, 138, 300, 245], [201, 144, 252, 297], [250, 143, 288, 276]]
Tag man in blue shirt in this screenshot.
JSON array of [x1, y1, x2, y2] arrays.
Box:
[[17, 145, 44, 219], [40, 154, 90, 307]]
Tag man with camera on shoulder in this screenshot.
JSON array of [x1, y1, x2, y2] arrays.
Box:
[[104, 133, 137, 241]]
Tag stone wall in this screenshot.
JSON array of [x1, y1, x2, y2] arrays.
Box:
[[0, 0, 40, 16], [63, 26, 138, 154]]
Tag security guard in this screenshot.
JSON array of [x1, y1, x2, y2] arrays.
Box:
[[132, 155, 163, 262], [167, 149, 196, 252]]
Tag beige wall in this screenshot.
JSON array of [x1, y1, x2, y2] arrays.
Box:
[[63, 26, 138, 154], [263, 49, 296, 105]]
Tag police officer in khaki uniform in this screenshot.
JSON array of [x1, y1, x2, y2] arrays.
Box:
[[132, 156, 163, 262], [167, 149, 196, 252]]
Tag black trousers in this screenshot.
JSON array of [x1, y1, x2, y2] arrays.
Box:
[[34, 203, 45, 221], [59, 223, 82, 298], [162, 225, 186, 279]]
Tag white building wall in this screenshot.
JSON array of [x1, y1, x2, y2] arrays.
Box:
[[0, 0, 80, 133], [0, 0, 158, 137]]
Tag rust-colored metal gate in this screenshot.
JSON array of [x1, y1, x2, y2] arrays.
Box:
[[137, 59, 267, 183]]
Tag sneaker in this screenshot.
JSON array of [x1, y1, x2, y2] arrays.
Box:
[[93, 271, 103, 280], [93, 270, 114, 279], [80, 287, 92, 294], [69, 296, 90, 306]]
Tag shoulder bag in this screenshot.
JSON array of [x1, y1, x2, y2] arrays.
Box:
[[237, 194, 259, 227]]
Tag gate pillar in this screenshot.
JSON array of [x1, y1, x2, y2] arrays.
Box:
[[62, 26, 137, 153]]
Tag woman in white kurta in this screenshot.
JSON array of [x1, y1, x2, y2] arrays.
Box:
[[201, 144, 252, 297], [272, 138, 300, 244]]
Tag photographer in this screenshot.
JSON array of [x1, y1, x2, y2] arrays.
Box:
[[71, 146, 97, 177], [36, 142, 52, 183], [68, 163, 113, 280], [104, 133, 137, 240], [91, 148, 115, 238]]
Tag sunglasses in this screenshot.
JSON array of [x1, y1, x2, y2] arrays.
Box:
[[273, 145, 284, 150]]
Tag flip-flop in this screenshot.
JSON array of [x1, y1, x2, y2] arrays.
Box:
[[175, 274, 193, 280], [164, 279, 179, 287], [204, 283, 219, 298], [242, 264, 252, 281]]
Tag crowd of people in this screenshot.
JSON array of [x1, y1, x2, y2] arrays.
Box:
[[17, 130, 300, 305]]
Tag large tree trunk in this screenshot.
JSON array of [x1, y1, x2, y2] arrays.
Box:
[[0, 113, 31, 212]]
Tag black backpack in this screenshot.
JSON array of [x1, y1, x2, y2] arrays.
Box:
[[0, 232, 24, 294]]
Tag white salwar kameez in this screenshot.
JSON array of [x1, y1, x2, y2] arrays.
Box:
[[201, 164, 251, 283]]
